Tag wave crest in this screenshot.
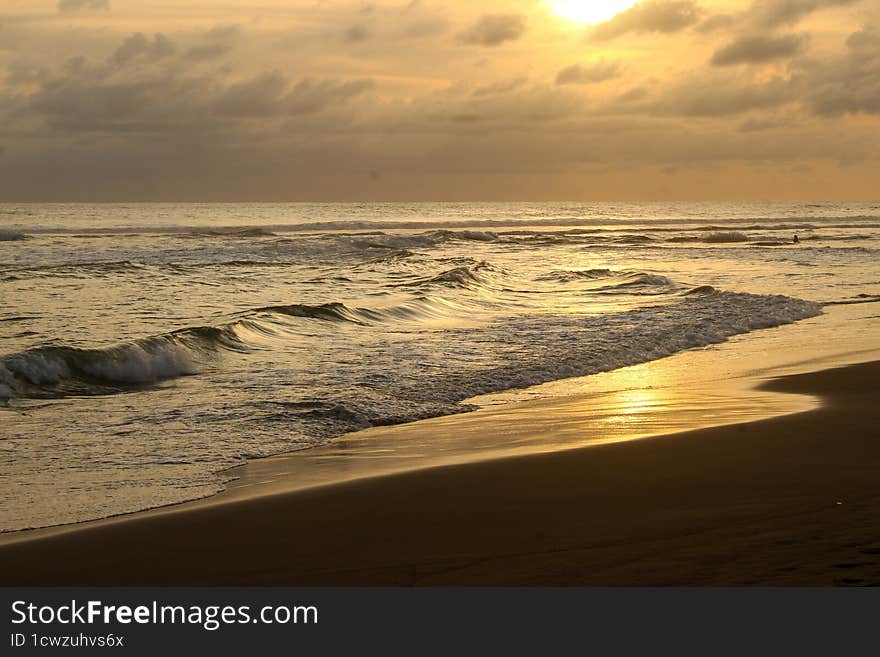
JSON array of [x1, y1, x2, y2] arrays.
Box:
[[0, 326, 244, 399], [703, 231, 750, 243], [254, 302, 365, 324], [536, 268, 614, 282]]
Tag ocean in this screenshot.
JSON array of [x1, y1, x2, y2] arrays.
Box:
[[2, 201, 878, 532]]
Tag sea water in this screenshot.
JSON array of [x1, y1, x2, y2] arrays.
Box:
[[1, 201, 878, 530]]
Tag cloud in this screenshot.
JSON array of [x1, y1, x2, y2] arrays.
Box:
[[556, 61, 623, 85], [590, 0, 702, 41], [1, 0, 878, 201], [650, 74, 798, 116], [110, 33, 177, 68], [214, 74, 375, 117], [699, 0, 863, 34], [472, 76, 529, 97], [343, 25, 371, 43], [617, 86, 650, 103], [398, 18, 449, 40], [395, 83, 584, 128], [751, 0, 862, 29], [57, 0, 109, 12], [274, 2, 448, 48], [458, 14, 526, 46], [285, 78, 376, 115], [466, 86, 581, 123], [4, 61, 49, 88], [799, 28, 880, 116], [696, 14, 738, 33], [4, 31, 375, 137], [184, 26, 241, 61], [738, 116, 793, 132], [711, 34, 807, 66], [336, 3, 450, 43], [214, 71, 289, 117]]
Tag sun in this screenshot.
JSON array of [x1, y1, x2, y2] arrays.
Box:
[[549, 0, 639, 25]]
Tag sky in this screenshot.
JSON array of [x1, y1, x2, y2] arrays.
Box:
[[0, 0, 878, 201]]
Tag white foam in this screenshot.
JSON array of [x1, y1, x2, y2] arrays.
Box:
[[79, 341, 199, 384], [1, 338, 203, 397]]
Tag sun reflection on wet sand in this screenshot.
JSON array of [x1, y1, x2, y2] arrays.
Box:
[[222, 355, 819, 503]]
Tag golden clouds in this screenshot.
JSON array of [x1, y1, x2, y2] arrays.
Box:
[[0, 0, 877, 200]]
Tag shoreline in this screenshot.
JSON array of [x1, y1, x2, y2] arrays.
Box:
[[2, 359, 879, 585], [0, 339, 826, 544], [3, 308, 874, 543]]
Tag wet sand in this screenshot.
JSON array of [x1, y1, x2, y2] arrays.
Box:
[[1, 361, 879, 586]]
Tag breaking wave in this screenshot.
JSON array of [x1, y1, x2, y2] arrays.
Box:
[[0, 326, 245, 400], [1, 283, 822, 405], [398, 262, 506, 290], [252, 290, 823, 440], [536, 268, 676, 293], [254, 302, 366, 324], [536, 268, 615, 282], [595, 272, 675, 291], [703, 231, 750, 243]]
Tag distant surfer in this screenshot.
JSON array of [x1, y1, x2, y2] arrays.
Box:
[[793, 234, 800, 244]]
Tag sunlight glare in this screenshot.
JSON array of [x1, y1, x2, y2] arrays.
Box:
[[549, 0, 639, 25]]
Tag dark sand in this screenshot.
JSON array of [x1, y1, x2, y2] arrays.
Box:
[[2, 361, 879, 586]]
